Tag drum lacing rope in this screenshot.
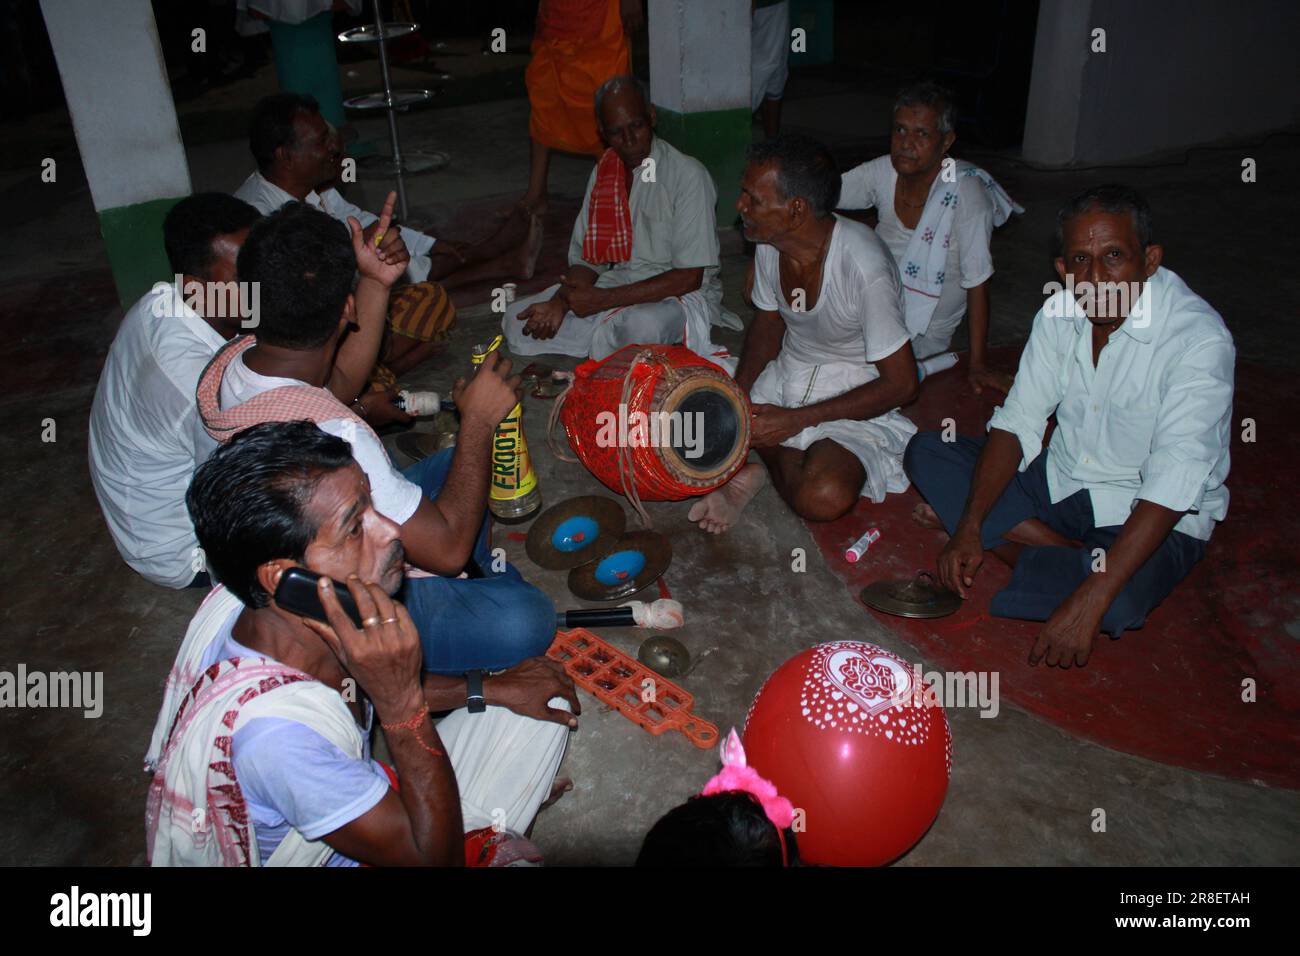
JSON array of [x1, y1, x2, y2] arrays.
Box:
[[614, 349, 685, 529], [546, 349, 684, 530], [546, 371, 579, 464]]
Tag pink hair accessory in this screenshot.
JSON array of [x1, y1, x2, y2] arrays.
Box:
[[700, 728, 795, 831]]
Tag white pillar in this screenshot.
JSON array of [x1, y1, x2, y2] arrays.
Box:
[[40, 0, 191, 306], [1021, 0, 1094, 167], [647, 0, 752, 217]]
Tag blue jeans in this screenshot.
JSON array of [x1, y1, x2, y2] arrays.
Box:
[[398, 450, 556, 674], [903, 432, 1205, 637]]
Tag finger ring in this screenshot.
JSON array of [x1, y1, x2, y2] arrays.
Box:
[[382, 617, 398, 625], [362, 615, 382, 627]]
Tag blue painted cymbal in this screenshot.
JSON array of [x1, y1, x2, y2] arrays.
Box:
[[525, 495, 627, 570], [568, 530, 672, 602]]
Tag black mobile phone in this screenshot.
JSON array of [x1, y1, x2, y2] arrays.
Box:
[[274, 567, 364, 629]]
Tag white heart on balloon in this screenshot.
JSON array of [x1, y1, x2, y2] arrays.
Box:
[[822, 648, 913, 718]]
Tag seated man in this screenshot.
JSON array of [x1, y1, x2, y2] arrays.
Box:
[[905, 184, 1234, 669], [195, 202, 556, 673], [505, 75, 727, 362], [145, 422, 579, 866], [838, 81, 1022, 394], [690, 135, 919, 534], [234, 93, 542, 382], [88, 192, 262, 588]]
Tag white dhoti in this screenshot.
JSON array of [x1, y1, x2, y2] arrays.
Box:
[[502, 283, 725, 363], [436, 698, 572, 835], [751, 1, 792, 112], [751, 355, 916, 502]]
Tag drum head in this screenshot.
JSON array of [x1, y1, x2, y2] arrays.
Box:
[[657, 371, 750, 486], [525, 496, 627, 570], [568, 530, 672, 602]]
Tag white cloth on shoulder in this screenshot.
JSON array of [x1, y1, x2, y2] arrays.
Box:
[[896, 159, 1021, 338], [145, 587, 574, 865], [144, 587, 359, 867]]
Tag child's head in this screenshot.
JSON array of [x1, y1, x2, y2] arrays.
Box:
[[636, 790, 797, 866], [636, 729, 798, 866]]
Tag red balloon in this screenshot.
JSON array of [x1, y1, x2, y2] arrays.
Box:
[[743, 641, 952, 866]]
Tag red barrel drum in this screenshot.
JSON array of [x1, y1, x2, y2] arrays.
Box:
[[559, 344, 751, 501]]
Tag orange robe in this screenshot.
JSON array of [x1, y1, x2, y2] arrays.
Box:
[[526, 0, 631, 156]]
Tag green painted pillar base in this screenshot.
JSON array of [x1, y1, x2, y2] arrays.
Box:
[[98, 196, 184, 309], [655, 106, 752, 223], [268, 12, 347, 128]]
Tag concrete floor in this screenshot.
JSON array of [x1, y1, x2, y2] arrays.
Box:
[[2, 60, 1298, 866]]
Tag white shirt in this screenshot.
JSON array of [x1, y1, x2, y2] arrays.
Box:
[[750, 214, 910, 367], [88, 283, 227, 587], [214, 352, 423, 525], [234, 170, 435, 283], [988, 266, 1234, 541], [568, 136, 723, 323], [839, 156, 995, 352]]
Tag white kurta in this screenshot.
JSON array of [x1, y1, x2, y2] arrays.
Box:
[[88, 283, 227, 587], [839, 155, 998, 358], [749, 216, 918, 501], [502, 136, 727, 363]]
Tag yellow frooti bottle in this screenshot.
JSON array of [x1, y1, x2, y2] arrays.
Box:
[[470, 335, 542, 521]]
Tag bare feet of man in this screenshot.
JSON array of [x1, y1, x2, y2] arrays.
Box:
[[538, 776, 573, 812], [688, 462, 768, 534], [911, 502, 946, 531]]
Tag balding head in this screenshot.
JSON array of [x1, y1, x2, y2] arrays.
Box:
[[594, 75, 656, 170]]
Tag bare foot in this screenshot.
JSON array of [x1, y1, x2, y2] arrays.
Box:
[[515, 213, 544, 280], [911, 502, 945, 531], [688, 462, 768, 534], [538, 776, 572, 813]]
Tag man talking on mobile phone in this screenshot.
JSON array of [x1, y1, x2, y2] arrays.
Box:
[[145, 422, 579, 867]]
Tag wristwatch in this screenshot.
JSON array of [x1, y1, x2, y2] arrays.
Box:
[[465, 669, 486, 714]]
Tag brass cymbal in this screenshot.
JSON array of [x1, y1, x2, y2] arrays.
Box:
[[568, 530, 672, 602], [395, 423, 457, 463], [861, 572, 961, 619], [638, 636, 691, 678], [525, 495, 627, 570]]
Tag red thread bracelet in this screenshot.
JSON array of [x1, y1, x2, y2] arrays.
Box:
[[381, 708, 445, 757]]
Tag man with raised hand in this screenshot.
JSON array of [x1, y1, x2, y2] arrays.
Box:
[[196, 200, 556, 674], [236, 92, 543, 381]]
